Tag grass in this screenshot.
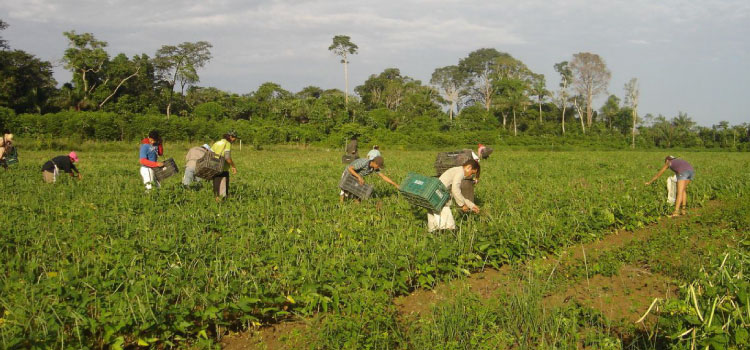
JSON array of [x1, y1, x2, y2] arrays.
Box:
[[0, 146, 748, 348]]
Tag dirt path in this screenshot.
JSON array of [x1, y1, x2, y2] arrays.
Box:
[[221, 202, 720, 349]]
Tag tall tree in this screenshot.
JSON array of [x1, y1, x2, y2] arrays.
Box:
[[554, 61, 572, 135], [0, 50, 57, 113], [430, 65, 466, 120], [154, 41, 213, 117], [599, 94, 621, 130], [529, 73, 549, 123], [458, 48, 506, 111], [0, 19, 9, 50], [328, 35, 358, 107], [624, 78, 640, 148], [569, 52, 610, 127], [62, 31, 109, 110], [492, 54, 532, 134]]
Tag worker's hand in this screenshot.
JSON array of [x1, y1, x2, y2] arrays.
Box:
[[77, 173, 83, 180], [231, 166, 237, 175], [644, 181, 651, 186], [474, 178, 480, 185], [156, 162, 164, 167], [462, 205, 470, 212], [357, 176, 365, 185], [471, 206, 480, 214]]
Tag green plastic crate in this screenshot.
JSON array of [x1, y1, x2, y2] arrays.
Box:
[[399, 172, 450, 212]]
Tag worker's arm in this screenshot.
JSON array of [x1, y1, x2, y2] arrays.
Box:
[[645, 162, 669, 185], [348, 165, 364, 185], [224, 150, 237, 174], [377, 172, 399, 188], [451, 172, 478, 212]]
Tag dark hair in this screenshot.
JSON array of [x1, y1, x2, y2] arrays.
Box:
[[463, 159, 480, 178], [148, 130, 160, 140]]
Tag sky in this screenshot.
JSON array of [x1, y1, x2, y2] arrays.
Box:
[[1, 0, 748, 126]]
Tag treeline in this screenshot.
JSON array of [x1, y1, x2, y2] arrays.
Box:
[[1, 20, 748, 150]]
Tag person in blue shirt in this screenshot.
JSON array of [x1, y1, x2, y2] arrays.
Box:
[[139, 130, 164, 191]]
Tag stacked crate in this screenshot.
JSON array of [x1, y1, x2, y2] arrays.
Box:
[[434, 149, 473, 176]]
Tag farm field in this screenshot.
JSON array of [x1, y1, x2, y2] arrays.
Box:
[[1, 144, 749, 349]]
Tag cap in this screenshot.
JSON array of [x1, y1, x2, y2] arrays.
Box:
[[227, 130, 238, 138], [69, 151, 79, 163], [202, 144, 211, 150], [371, 156, 385, 169], [665, 155, 677, 161]]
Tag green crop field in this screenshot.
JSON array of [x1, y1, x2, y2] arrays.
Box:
[[1, 145, 749, 349]]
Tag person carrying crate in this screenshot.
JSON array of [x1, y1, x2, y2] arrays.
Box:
[[340, 156, 398, 202], [139, 130, 164, 191], [182, 144, 211, 187], [41, 152, 82, 183], [428, 159, 481, 232], [211, 131, 238, 202]]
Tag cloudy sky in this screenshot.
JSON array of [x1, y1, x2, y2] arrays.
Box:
[[1, 0, 748, 125]]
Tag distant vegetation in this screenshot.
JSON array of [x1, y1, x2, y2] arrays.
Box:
[[0, 21, 748, 149]]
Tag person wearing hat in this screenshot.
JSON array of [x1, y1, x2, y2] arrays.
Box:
[[340, 156, 398, 202], [367, 145, 381, 160], [41, 152, 82, 183], [210, 131, 238, 201], [182, 144, 211, 187], [428, 159, 481, 232], [139, 130, 165, 191], [0, 131, 14, 169], [645, 156, 694, 217]]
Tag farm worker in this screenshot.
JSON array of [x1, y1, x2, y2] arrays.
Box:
[[477, 144, 486, 159], [139, 130, 164, 191], [182, 144, 211, 186], [339, 156, 398, 202], [345, 136, 358, 158], [645, 156, 694, 217], [0, 132, 13, 169], [41, 152, 81, 183], [428, 159, 481, 232], [367, 145, 381, 160], [210, 131, 238, 202]]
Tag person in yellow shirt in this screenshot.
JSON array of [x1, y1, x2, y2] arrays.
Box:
[[210, 131, 238, 202]]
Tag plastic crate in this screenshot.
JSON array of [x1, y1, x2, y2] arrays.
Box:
[[153, 158, 179, 182], [342, 154, 359, 164], [339, 172, 373, 199], [195, 152, 225, 179], [399, 172, 450, 212], [434, 149, 473, 176]]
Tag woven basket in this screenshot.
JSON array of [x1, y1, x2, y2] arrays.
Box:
[[195, 152, 225, 179]]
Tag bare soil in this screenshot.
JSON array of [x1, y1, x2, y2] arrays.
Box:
[[543, 265, 678, 323]]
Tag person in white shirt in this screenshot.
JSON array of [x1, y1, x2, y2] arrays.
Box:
[[428, 159, 481, 232], [367, 145, 381, 160]]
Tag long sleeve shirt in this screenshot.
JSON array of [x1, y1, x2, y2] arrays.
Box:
[[139, 140, 161, 168], [438, 166, 476, 210]]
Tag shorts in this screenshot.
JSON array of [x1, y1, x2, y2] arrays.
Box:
[[676, 170, 695, 181]]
